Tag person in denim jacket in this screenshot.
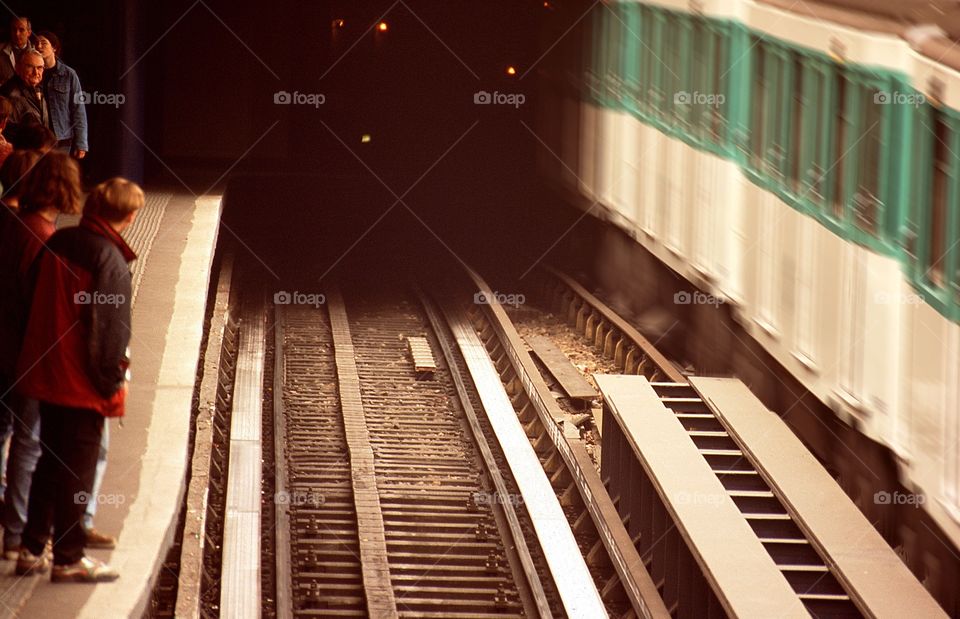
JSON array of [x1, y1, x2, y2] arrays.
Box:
[[34, 31, 87, 159]]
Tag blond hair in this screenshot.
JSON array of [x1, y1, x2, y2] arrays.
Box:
[[84, 177, 145, 222]]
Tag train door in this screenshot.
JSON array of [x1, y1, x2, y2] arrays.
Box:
[[838, 245, 867, 402], [756, 192, 779, 331], [793, 218, 818, 365], [946, 329, 960, 513]]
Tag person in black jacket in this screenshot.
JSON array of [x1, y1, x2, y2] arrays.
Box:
[[0, 50, 49, 131], [14, 177, 143, 582]]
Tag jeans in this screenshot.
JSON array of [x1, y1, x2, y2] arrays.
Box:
[[22, 402, 103, 565], [0, 385, 13, 498], [2, 392, 40, 547], [82, 423, 109, 530], [2, 404, 108, 545]]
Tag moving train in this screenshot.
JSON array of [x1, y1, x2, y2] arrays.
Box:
[[538, 0, 960, 612]]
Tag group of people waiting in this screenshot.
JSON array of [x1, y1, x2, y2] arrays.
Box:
[[0, 15, 86, 159], [0, 16, 141, 583]]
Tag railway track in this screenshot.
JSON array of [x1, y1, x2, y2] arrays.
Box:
[[171, 255, 945, 618], [268, 285, 602, 617]]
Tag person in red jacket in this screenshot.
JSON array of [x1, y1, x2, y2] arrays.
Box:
[[0, 151, 80, 559], [14, 177, 143, 582]]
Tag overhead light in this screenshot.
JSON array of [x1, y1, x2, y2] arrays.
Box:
[[361, 134, 372, 143], [333, 19, 345, 28], [378, 21, 389, 32], [506, 66, 517, 76]]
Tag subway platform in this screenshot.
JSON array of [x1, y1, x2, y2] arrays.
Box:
[[0, 193, 222, 618]]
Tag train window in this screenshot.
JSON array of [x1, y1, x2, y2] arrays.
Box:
[[855, 84, 883, 234], [649, 11, 667, 120], [607, 4, 624, 102], [690, 19, 708, 137], [588, 7, 604, 99], [788, 56, 805, 193], [831, 72, 848, 218], [641, 7, 654, 113], [709, 27, 727, 142], [804, 65, 828, 204], [624, 4, 641, 109], [751, 39, 767, 171], [662, 17, 681, 124], [766, 49, 788, 180], [928, 112, 951, 286]]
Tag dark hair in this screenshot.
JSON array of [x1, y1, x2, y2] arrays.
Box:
[[19, 151, 81, 215], [0, 149, 42, 200], [9, 122, 56, 151], [34, 30, 60, 57], [0, 96, 12, 126]]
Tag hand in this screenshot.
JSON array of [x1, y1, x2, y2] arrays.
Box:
[[72, 149, 87, 160]]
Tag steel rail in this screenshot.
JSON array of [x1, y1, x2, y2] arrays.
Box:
[[466, 267, 671, 619], [418, 291, 554, 619]]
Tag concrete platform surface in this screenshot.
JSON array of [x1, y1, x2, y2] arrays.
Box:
[[0, 193, 221, 618]]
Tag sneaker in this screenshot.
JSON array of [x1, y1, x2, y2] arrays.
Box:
[[51, 556, 119, 583], [15, 548, 50, 576], [83, 528, 116, 549]]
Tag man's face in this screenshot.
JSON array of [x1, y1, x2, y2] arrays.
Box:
[[10, 19, 30, 49], [18, 54, 42, 88]]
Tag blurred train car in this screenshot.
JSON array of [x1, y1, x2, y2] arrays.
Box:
[[538, 0, 960, 613]]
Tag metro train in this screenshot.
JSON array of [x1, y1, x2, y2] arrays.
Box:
[[538, 0, 960, 612]]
